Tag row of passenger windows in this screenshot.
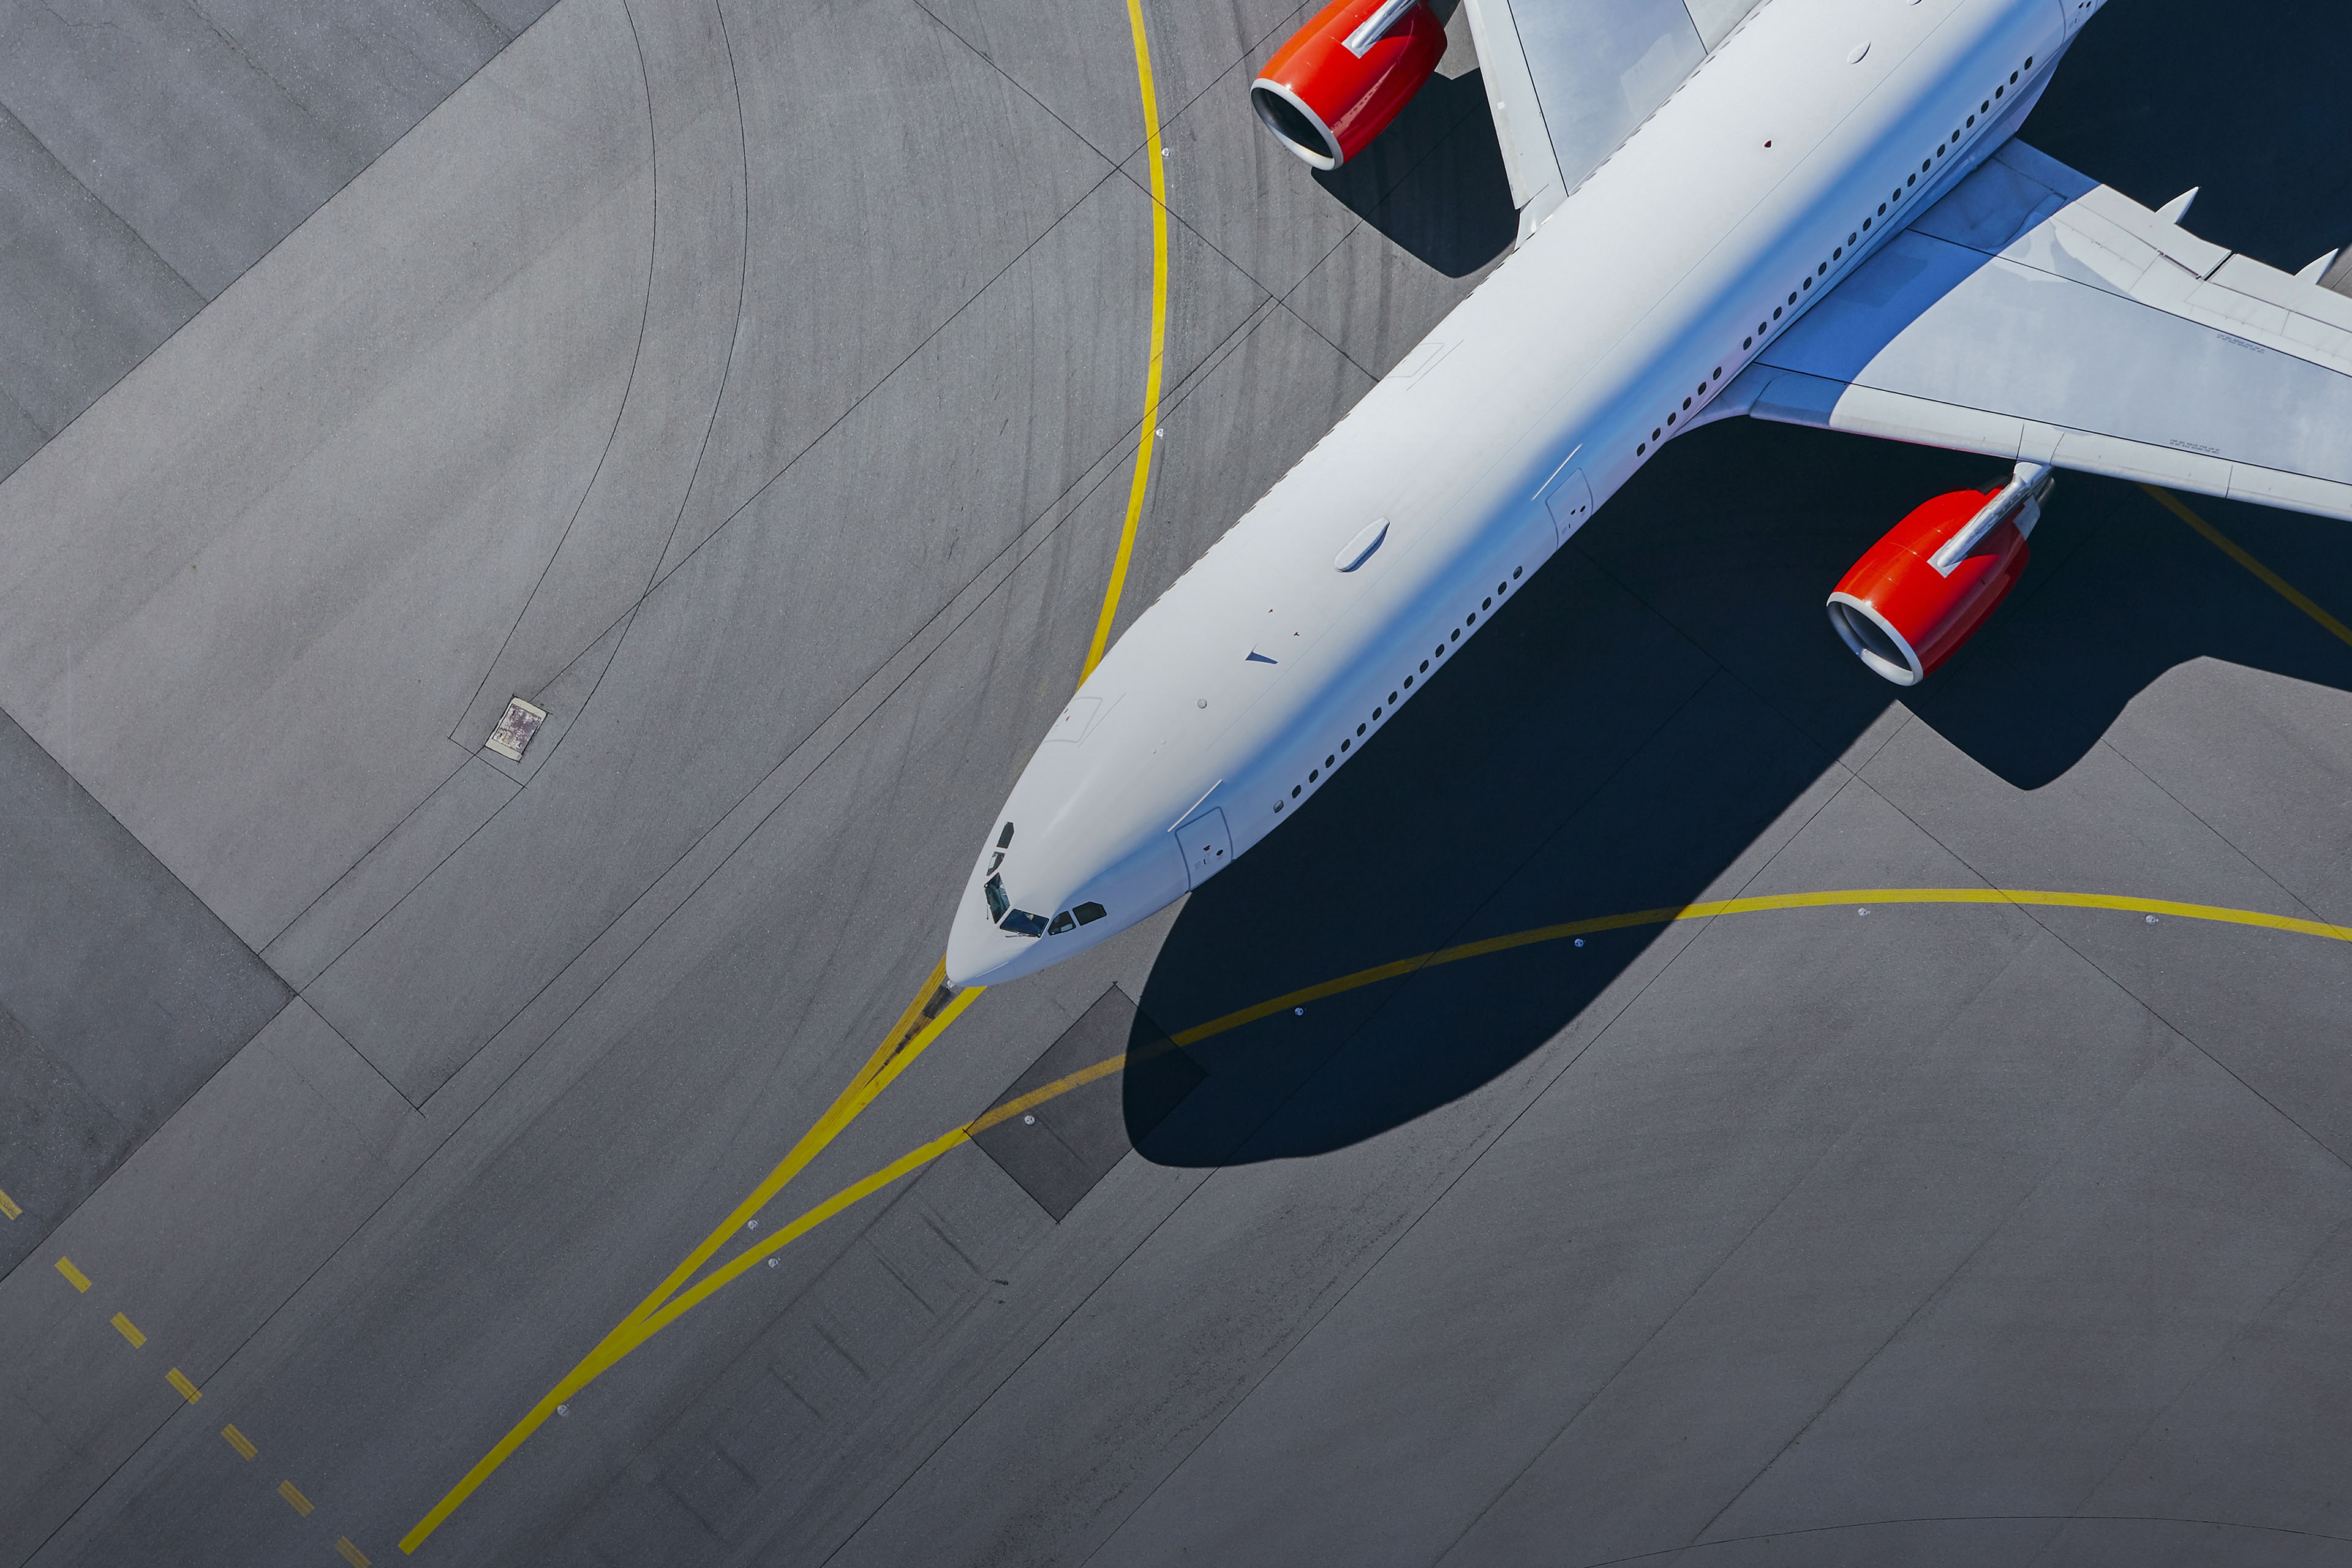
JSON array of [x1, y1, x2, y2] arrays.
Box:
[[1273, 566, 1526, 816], [1632, 56, 2037, 463]]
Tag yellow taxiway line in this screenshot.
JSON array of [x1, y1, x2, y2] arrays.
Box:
[[398, 970, 980, 1553], [2144, 485, 2352, 652], [403, 881, 2351, 1551], [1080, 0, 1170, 682], [403, 7, 1174, 1550]]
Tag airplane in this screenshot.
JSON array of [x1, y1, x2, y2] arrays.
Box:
[[944, 0, 2352, 990]]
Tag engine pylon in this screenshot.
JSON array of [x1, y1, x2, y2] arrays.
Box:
[[1828, 463, 2056, 685]]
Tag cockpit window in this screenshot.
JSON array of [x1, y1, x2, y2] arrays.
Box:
[[1001, 908, 1048, 938], [1047, 912, 1076, 935], [984, 875, 1009, 922], [1074, 902, 1107, 925], [997, 823, 1015, 849]]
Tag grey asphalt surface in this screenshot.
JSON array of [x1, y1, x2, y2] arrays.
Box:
[[3, 2, 2352, 1566]]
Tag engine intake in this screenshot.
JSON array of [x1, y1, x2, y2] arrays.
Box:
[[1251, 0, 1446, 170], [1828, 463, 2055, 685]]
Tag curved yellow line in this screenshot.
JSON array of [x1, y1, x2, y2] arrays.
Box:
[[2144, 485, 2352, 651], [404, 11, 1176, 1551], [586, 889, 2352, 1359], [1080, 0, 1169, 682], [398, 984, 981, 1553], [1170, 886, 2352, 1045], [400, 883, 2351, 1551]]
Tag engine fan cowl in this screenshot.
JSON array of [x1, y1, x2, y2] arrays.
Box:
[[1828, 483, 2041, 686], [1251, 0, 1446, 170]]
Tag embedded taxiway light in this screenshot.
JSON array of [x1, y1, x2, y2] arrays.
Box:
[[485, 696, 548, 761]]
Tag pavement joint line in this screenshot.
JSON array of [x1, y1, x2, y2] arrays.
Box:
[[2145, 484, 2352, 650], [54, 1256, 90, 1291]]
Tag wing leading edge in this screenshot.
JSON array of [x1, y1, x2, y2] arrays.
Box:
[[1711, 140, 2352, 521]]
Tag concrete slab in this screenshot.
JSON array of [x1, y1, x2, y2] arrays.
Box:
[[650, 0, 1117, 578], [0, 0, 560, 486], [0, 103, 200, 443], [0, 704, 289, 1273], [259, 756, 519, 990], [969, 985, 1201, 1220], [0, 0, 368, 299], [448, 0, 747, 748], [0, 998, 418, 1564], [0, 0, 655, 948]]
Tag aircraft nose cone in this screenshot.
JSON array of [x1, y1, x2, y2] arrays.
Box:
[[944, 899, 1000, 990]]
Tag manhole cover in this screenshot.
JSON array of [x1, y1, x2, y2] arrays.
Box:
[[484, 696, 548, 761]]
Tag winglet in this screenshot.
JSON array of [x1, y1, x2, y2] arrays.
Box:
[[2155, 187, 2198, 225]]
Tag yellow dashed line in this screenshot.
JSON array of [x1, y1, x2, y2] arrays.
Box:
[[0, 1187, 20, 1220], [278, 1480, 314, 1516], [167, 1368, 202, 1403], [337, 1537, 372, 1567], [55, 1256, 90, 1292], [222, 1425, 257, 1461], [2145, 484, 2352, 650], [110, 1312, 145, 1349]]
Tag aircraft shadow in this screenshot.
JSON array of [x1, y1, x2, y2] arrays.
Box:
[[1125, 414, 2352, 1169], [1125, 1, 2352, 1168], [1313, 69, 1517, 279]]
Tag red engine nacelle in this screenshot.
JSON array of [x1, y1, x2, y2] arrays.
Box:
[[1827, 465, 2054, 685], [1251, 0, 1446, 170]]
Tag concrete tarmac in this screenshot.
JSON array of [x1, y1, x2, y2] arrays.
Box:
[[3, 1, 2352, 1566]]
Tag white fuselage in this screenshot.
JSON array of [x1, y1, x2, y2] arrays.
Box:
[[947, 0, 2085, 988]]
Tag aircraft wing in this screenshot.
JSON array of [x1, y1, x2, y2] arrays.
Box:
[[1712, 140, 2352, 521], [1458, 0, 1768, 238]]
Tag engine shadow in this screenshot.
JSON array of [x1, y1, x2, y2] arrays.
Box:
[[1122, 0, 2352, 1168], [1313, 69, 1517, 279], [1125, 414, 2352, 1169]]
